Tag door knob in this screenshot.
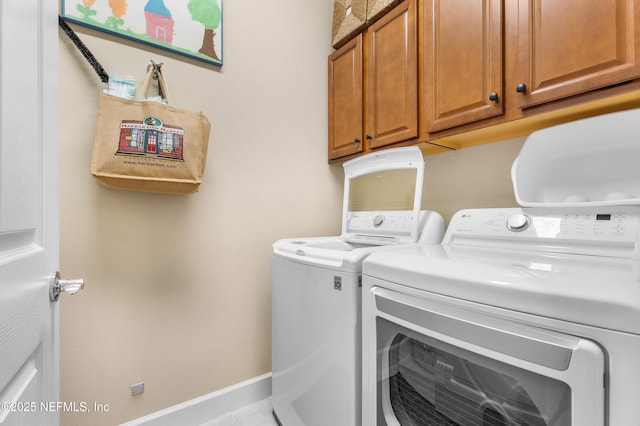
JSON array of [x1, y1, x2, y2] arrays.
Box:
[[516, 83, 527, 93], [49, 271, 85, 302]]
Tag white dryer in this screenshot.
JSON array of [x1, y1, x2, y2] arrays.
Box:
[[271, 147, 445, 426], [361, 109, 640, 426]]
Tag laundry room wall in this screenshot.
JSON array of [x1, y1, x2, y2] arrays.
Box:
[[57, 1, 527, 424], [422, 138, 525, 221], [57, 1, 341, 425]]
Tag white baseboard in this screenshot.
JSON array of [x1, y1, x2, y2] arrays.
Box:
[[120, 372, 272, 426]]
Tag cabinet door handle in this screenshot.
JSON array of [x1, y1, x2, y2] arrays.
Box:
[[516, 83, 527, 93], [489, 92, 499, 102], [354, 138, 361, 144], [366, 134, 372, 140]]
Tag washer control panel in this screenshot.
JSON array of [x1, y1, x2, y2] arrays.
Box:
[[346, 211, 422, 241]]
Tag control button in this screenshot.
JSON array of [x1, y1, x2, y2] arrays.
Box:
[[506, 213, 531, 232], [373, 215, 385, 227]]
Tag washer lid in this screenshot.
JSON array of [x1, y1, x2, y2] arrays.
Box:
[[341, 147, 425, 244], [272, 236, 392, 272]]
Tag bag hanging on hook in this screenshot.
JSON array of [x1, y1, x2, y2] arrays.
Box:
[[59, 17, 211, 194], [90, 64, 211, 194]]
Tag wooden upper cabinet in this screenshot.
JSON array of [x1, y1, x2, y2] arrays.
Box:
[[330, 0, 640, 159], [365, 0, 418, 149], [329, 34, 364, 160], [515, 0, 640, 108], [423, 0, 504, 133]]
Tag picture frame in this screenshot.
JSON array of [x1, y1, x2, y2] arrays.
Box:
[[61, 0, 223, 66]]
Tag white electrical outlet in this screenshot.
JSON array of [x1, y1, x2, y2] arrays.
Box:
[[131, 382, 144, 395]]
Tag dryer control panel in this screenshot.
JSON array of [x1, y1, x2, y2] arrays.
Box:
[[446, 207, 640, 259]]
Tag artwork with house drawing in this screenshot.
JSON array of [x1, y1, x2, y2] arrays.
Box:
[[61, 0, 223, 66]]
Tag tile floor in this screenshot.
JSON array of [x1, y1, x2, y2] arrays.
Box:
[[200, 398, 279, 426]]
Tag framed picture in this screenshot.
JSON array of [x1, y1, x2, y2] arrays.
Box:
[[61, 0, 223, 66]]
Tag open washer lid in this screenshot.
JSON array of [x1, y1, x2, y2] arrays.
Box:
[[341, 147, 425, 245]]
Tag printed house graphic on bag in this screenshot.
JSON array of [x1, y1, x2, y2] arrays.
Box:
[[117, 116, 184, 160]]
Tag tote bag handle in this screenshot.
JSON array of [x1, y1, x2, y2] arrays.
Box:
[[140, 63, 173, 105]]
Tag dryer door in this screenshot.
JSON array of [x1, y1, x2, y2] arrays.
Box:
[[364, 286, 605, 426]]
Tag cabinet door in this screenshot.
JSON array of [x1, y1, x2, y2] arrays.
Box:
[[516, 0, 640, 108], [366, 0, 418, 149], [329, 34, 364, 160], [423, 0, 503, 133]]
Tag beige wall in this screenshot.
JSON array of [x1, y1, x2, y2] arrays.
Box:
[[58, 1, 341, 424], [58, 1, 525, 425], [423, 137, 525, 221]]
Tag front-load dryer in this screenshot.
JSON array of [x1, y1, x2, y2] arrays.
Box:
[[362, 109, 640, 426], [271, 147, 445, 426]]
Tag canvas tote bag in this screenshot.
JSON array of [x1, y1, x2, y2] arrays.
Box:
[[90, 66, 211, 194]]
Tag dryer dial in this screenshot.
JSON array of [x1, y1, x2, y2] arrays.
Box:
[[506, 213, 531, 232]]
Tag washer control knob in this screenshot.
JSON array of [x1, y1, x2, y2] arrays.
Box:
[[373, 215, 385, 227], [506, 213, 531, 232]]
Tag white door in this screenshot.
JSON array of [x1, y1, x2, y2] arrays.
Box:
[[0, 1, 61, 425]]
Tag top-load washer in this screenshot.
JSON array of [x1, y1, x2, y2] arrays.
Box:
[[271, 147, 445, 426], [362, 108, 640, 426]]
